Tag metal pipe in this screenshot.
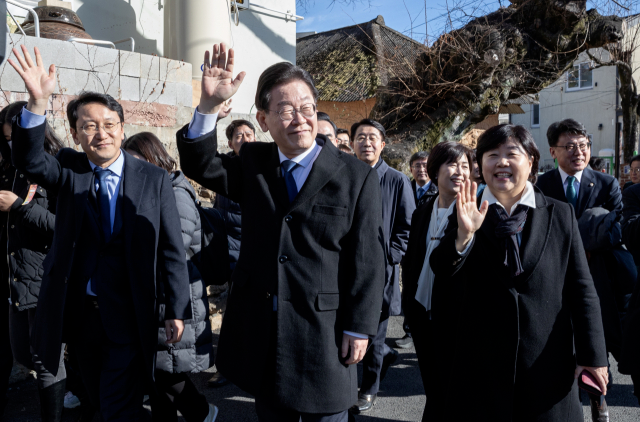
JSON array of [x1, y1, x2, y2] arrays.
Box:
[[250, 3, 304, 21], [7, 0, 39, 37], [7, 8, 26, 37], [68, 38, 116, 49], [113, 37, 135, 52]]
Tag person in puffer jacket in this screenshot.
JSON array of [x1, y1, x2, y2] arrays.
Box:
[[0, 101, 65, 421], [123, 132, 218, 422]]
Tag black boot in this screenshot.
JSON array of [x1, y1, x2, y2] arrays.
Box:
[[38, 379, 66, 422], [589, 394, 609, 422]]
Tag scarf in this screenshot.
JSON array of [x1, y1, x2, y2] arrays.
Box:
[[415, 197, 455, 312], [486, 203, 529, 277]]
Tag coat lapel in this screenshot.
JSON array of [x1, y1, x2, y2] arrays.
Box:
[[549, 169, 567, 204], [122, 153, 146, 259], [73, 156, 94, 240], [265, 145, 290, 210], [576, 169, 595, 219], [518, 190, 553, 281], [289, 142, 345, 210]]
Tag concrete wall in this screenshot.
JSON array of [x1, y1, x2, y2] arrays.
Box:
[[510, 49, 618, 171], [1, 34, 194, 150]]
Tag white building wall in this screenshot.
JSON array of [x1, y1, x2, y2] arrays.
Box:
[[510, 49, 618, 171]]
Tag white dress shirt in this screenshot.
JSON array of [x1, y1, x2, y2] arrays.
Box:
[[558, 167, 583, 195], [185, 109, 366, 339]]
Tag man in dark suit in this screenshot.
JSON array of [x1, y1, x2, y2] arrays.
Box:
[[177, 44, 385, 422], [8, 46, 191, 421], [536, 118, 622, 420], [349, 120, 415, 413]]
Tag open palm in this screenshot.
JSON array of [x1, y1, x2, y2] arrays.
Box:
[[200, 44, 246, 113], [8, 45, 56, 113], [457, 180, 488, 235]]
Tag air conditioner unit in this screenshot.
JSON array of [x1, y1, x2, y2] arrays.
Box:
[[232, 0, 249, 11]]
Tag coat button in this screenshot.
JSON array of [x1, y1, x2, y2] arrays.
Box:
[[13, 278, 17, 281], [44, 245, 48, 249], [10, 252, 14, 256], [266, 292, 271, 298], [10, 225, 14, 229], [284, 215, 292, 223], [19, 174, 23, 178], [278, 255, 288, 263], [15, 302, 19, 306]]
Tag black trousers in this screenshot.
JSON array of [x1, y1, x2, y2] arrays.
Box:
[[73, 298, 145, 422], [255, 397, 352, 422], [410, 304, 434, 422], [0, 299, 12, 410], [150, 371, 210, 422], [360, 318, 390, 396]]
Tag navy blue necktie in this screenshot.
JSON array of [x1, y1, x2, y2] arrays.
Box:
[[417, 186, 426, 199], [281, 160, 299, 203], [94, 167, 112, 242]]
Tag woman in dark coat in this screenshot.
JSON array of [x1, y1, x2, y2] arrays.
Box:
[[402, 141, 472, 421], [430, 124, 608, 421], [0, 101, 65, 421], [123, 132, 217, 422]]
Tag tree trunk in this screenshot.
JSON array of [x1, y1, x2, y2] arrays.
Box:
[[374, 0, 624, 169], [617, 63, 640, 163]]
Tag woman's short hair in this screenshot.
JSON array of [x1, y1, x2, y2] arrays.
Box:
[[255, 62, 318, 112], [225, 119, 255, 141], [122, 132, 176, 173], [546, 119, 587, 147], [426, 141, 472, 187], [476, 124, 540, 184], [4, 101, 64, 157]]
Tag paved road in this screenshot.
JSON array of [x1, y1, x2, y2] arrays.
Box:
[[3, 316, 639, 421]]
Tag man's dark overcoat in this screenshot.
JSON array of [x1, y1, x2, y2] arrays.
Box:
[[374, 159, 415, 318], [430, 190, 607, 422], [411, 179, 437, 208], [536, 167, 623, 358], [176, 128, 385, 414], [11, 121, 191, 379]]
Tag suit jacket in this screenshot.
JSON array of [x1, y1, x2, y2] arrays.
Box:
[[429, 190, 607, 421], [411, 179, 438, 208], [176, 127, 385, 414], [535, 167, 622, 219], [375, 159, 415, 317], [537, 167, 624, 358], [11, 121, 190, 378]]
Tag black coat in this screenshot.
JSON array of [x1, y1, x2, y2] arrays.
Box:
[[537, 167, 624, 358], [156, 171, 213, 374], [11, 122, 191, 378], [375, 159, 415, 318], [411, 179, 438, 208], [0, 164, 56, 311], [177, 127, 385, 414], [430, 190, 607, 422], [213, 152, 241, 277]]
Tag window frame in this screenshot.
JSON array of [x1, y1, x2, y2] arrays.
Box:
[[531, 104, 540, 128], [566, 62, 594, 92]]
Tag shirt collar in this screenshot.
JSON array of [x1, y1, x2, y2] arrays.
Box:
[[481, 181, 536, 215], [558, 167, 583, 184], [417, 180, 430, 193], [277, 141, 319, 169], [88, 149, 125, 177]]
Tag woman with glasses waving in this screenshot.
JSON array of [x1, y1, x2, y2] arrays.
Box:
[[430, 124, 608, 422]]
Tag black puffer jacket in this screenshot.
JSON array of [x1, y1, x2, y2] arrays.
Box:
[[0, 142, 56, 311], [156, 171, 213, 373], [213, 152, 241, 276]]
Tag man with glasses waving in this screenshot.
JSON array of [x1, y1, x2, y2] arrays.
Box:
[[537, 118, 623, 422], [7, 46, 191, 421], [177, 43, 385, 422]]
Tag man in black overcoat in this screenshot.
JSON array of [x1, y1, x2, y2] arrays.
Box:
[[7, 46, 190, 421], [536, 118, 623, 419], [349, 119, 415, 413], [176, 44, 385, 421]]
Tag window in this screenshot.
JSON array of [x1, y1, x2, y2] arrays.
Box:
[[531, 104, 540, 127], [567, 63, 593, 91], [498, 114, 509, 124]]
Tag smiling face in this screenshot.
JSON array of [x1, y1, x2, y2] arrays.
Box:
[[256, 80, 317, 158], [436, 155, 470, 198], [228, 124, 255, 155], [317, 120, 337, 146], [550, 133, 591, 176], [336, 133, 350, 145], [631, 160, 640, 184], [410, 158, 429, 186], [71, 103, 124, 168], [352, 125, 385, 166], [482, 139, 533, 201]]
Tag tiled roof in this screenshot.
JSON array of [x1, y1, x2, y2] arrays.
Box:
[[297, 16, 424, 102]]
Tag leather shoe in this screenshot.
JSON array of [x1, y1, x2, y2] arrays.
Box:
[[349, 393, 376, 413], [394, 334, 414, 349], [207, 372, 230, 388], [589, 395, 609, 422], [379, 348, 399, 383]]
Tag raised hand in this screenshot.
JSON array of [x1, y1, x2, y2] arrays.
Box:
[[455, 179, 488, 251], [217, 99, 233, 121], [7, 45, 56, 116], [199, 43, 246, 115]]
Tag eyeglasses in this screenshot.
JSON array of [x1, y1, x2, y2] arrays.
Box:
[[554, 142, 592, 153], [82, 122, 122, 136], [411, 163, 428, 169], [630, 168, 640, 174], [270, 104, 316, 121]]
